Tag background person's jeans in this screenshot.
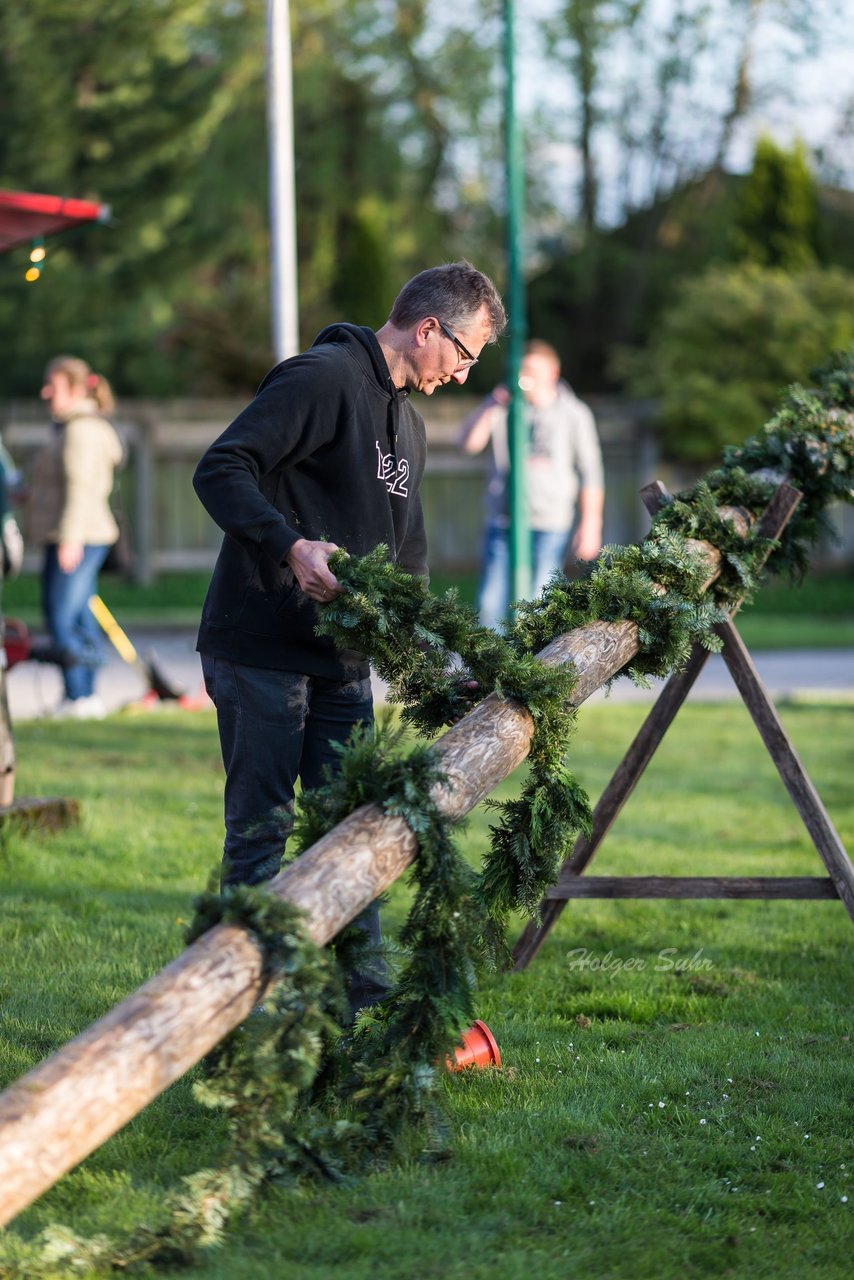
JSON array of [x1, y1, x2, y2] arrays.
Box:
[[41, 543, 109, 699], [477, 523, 570, 629], [201, 656, 387, 1014]]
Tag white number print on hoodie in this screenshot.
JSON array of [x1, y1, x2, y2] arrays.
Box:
[[376, 441, 409, 496]]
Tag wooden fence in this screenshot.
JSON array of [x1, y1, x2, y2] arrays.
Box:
[[1, 395, 657, 580]]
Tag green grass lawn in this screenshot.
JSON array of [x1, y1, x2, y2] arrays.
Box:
[[3, 566, 853, 649], [733, 569, 854, 650], [0, 699, 852, 1277], [2, 571, 215, 630]]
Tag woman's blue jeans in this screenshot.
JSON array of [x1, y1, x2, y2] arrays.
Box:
[[41, 543, 109, 699], [201, 656, 387, 1015]]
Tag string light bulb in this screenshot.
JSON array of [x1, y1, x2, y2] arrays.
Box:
[[25, 237, 46, 282]]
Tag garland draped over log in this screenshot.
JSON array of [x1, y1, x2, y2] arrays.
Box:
[[3, 351, 853, 1275]]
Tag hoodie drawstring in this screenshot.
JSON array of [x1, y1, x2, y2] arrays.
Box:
[[387, 378, 409, 469]]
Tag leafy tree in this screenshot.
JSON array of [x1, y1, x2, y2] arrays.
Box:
[[529, 0, 854, 395], [540, 0, 848, 233], [0, 0, 505, 397], [731, 135, 820, 270], [0, 0, 272, 394], [617, 263, 854, 460]]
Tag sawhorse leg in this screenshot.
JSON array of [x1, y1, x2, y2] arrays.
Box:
[[512, 480, 808, 970]]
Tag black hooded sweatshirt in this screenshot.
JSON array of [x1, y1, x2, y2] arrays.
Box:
[[193, 324, 428, 679]]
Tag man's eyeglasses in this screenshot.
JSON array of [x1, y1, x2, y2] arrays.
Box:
[[437, 318, 478, 371]]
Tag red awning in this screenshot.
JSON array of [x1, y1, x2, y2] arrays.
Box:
[[0, 189, 110, 255]]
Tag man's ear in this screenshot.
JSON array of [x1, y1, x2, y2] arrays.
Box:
[[413, 316, 437, 349]]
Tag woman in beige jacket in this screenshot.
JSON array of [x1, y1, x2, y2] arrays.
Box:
[[28, 355, 123, 718]]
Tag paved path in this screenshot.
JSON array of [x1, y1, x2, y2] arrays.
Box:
[[5, 626, 852, 722], [6, 628, 211, 721], [584, 646, 853, 704]]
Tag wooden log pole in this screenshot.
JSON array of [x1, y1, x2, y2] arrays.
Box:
[[0, 532, 729, 1224], [0, 618, 641, 1225]]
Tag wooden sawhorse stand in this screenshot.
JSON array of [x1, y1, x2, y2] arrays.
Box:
[[513, 480, 854, 971]]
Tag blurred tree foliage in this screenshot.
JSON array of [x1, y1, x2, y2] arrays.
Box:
[[731, 136, 821, 269], [529, 0, 854, 415], [0, 0, 504, 397], [615, 264, 854, 461], [0, 0, 270, 394], [614, 137, 854, 461], [1, 0, 853, 437]]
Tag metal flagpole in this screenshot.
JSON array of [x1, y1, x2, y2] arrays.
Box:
[[503, 0, 530, 613], [266, 0, 299, 362]]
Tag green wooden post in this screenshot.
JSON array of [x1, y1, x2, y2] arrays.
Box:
[[504, 0, 529, 613]]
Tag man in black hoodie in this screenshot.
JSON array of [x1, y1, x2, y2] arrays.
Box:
[[194, 260, 505, 1010]]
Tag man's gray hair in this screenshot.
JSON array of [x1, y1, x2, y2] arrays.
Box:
[[389, 260, 506, 341]]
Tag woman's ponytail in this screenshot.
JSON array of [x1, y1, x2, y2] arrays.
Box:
[[44, 355, 116, 415]]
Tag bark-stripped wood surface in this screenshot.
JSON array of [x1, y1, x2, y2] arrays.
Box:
[[0, 523, 764, 1227]]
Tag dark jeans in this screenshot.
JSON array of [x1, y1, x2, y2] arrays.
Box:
[[41, 543, 109, 699], [201, 655, 387, 1015]]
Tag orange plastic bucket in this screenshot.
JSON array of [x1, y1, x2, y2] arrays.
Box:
[[449, 1019, 501, 1071]]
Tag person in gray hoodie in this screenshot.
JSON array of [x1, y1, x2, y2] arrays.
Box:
[[459, 338, 604, 629], [194, 261, 505, 1014]]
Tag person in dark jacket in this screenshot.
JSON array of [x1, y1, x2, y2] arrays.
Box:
[[194, 260, 505, 1013]]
